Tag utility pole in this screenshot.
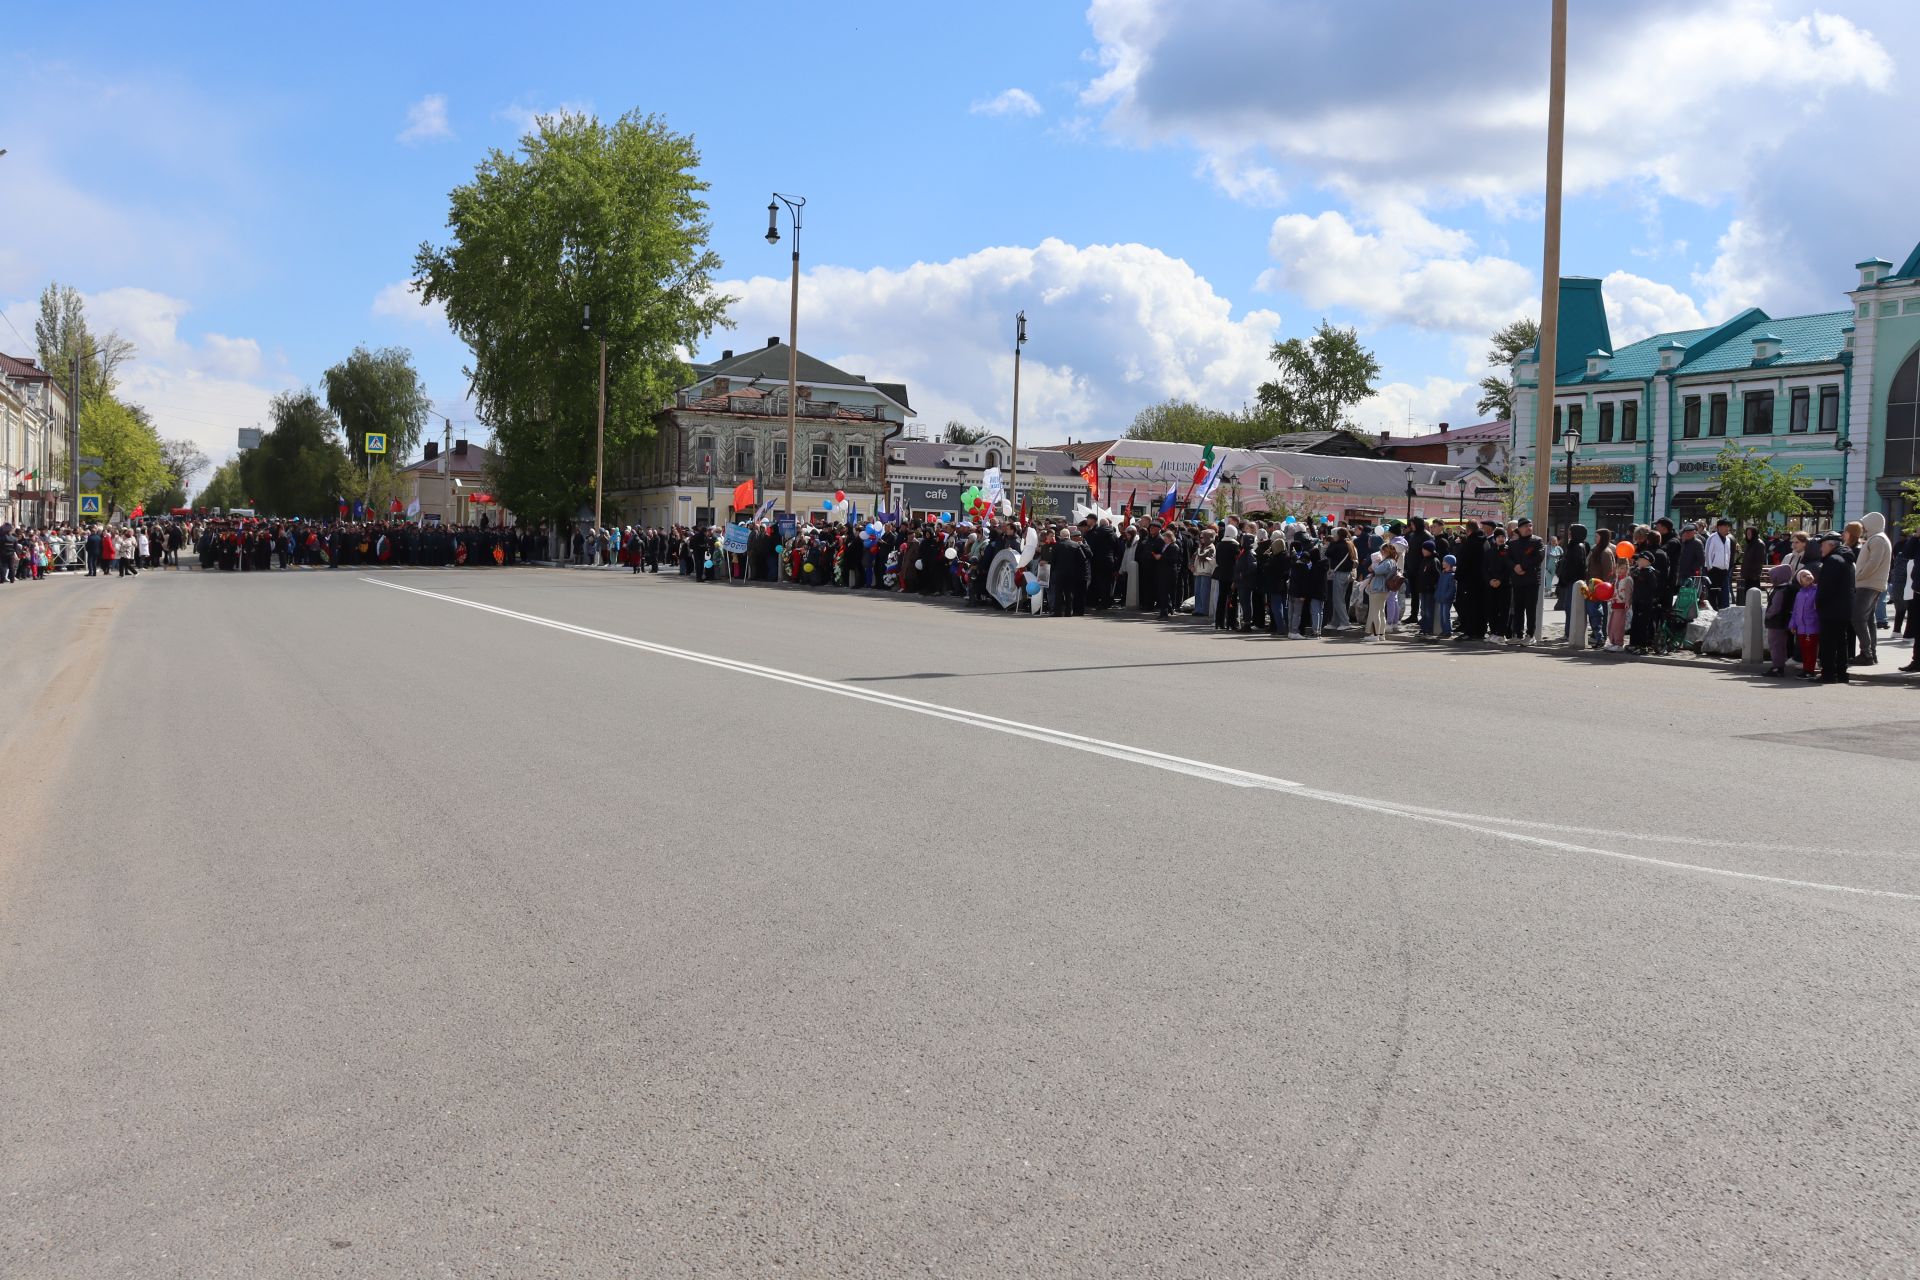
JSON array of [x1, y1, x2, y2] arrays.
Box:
[[596, 337, 608, 532], [1532, 0, 1568, 639], [1010, 311, 1026, 522], [767, 194, 805, 517], [69, 354, 81, 526]]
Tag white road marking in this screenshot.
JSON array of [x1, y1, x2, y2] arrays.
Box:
[[365, 579, 1920, 905]]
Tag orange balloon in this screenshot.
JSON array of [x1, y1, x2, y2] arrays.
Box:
[[1615, 540, 1635, 560]]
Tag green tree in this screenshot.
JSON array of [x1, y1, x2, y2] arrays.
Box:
[[239, 390, 352, 518], [323, 345, 432, 468], [1500, 463, 1533, 521], [34, 282, 134, 405], [1475, 317, 1538, 419], [1122, 398, 1274, 449], [1256, 321, 1380, 434], [80, 397, 167, 519], [414, 110, 730, 522], [1901, 479, 1920, 534], [143, 437, 210, 512], [941, 421, 988, 444], [1023, 473, 1059, 520], [1705, 444, 1813, 531]]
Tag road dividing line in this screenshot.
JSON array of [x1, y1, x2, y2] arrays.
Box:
[[364, 578, 1920, 905]]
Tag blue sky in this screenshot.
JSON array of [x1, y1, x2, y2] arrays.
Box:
[[3, 0, 1913, 474]]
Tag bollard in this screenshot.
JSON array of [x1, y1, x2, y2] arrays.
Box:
[[1742, 586, 1765, 664], [1569, 586, 1588, 651]]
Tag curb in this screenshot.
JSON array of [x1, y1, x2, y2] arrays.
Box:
[[1386, 631, 1920, 686]]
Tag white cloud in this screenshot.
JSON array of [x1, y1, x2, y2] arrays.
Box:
[[1600, 270, 1706, 345], [1692, 219, 1798, 320], [495, 98, 594, 135], [372, 279, 449, 330], [970, 88, 1043, 118], [1257, 205, 1535, 335], [398, 93, 453, 145], [1083, 0, 1892, 206], [2, 286, 295, 467], [1351, 376, 1479, 437], [712, 239, 1281, 442]]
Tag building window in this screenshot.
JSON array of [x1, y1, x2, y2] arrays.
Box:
[[1708, 394, 1728, 437], [1789, 388, 1810, 433], [1566, 405, 1583, 442], [734, 435, 755, 476], [1597, 403, 1614, 443], [1886, 349, 1920, 475], [1742, 389, 1774, 435], [1258, 474, 1271, 492], [1620, 401, 1638, 442], [1682, 396, 1701, 438], [695, 434, 717, 474], [1552, 406, 1562, 436], [1817, 386, 1840, 434], [811, 441, 830, 479], [771, 439, 788, 477], [846, 443, 866, 479], [694, 506, 715, 527], [985, 449, 1001, 469]]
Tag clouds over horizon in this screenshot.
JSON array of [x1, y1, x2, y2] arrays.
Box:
[[712, 239, 1281, 442]]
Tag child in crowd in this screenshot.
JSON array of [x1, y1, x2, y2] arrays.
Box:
[[1430, 553, 1457, 639], [1789, 566, 1821, 680], [1605, 563, 1633, 650], [1762, 562, 1796, 677]]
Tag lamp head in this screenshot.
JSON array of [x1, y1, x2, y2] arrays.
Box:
[[1016, 311, 1027, 346], [765, 199, 780, 245]]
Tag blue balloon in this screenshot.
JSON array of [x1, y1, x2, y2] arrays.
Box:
[[1025, 578, 1042, 596], [822, 500, 833, 511]]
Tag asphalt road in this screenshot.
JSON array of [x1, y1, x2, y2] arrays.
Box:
[[4, 565, 1917, 1278]]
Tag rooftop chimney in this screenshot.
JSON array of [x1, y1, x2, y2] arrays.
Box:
[[721, 349, 733, 360], [453, 439, 469, 456], [767, 336, 779, 348], [424, 441, 439, 461], [1439, 422, 1451, 435]]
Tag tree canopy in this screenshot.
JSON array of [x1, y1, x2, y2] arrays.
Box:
[[81, 397, 168, 518], [941, 421, 988, 444], [414, 110, 730, 521], [237, 390, 352, 518], [1704, 444, 1813, 530], [1476, 318, 1538, 419], [1255, 321, 1380, 434], [35, 282, 133, 406], [1122, 398, 1275, 450], [323, 345, 432, 468]]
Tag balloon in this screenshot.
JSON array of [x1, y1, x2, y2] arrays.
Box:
[[914, 559, 923, 570], [822, 500, 833, 511], [1615, 540, 1635, 560], [940, 512, 954, 524], [1593, 580, 1615, 601], [1014, 526, 1039, 569], [1025, 578, 1043, 596], [1283, 516, 1296, 525], [944, 546, 958, 561]]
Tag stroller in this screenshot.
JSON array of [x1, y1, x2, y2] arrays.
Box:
[[1663, 574, 1704, 650]]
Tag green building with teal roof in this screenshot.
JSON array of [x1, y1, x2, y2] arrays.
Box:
[[1511, 246, 1920, 534]]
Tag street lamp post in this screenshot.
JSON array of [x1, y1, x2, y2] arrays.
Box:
[[1103, 454, 1114, 507], [1404, 464, 1416, 527], [1009, 311, 1027, 524], [1561, 423, 1580, 538], [766, 194, 805, 517], [1457, 475, 1468, 522]]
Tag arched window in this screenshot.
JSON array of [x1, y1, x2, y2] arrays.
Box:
[[985, 450, 1001, 469], [1889, 348, 1920, 476]]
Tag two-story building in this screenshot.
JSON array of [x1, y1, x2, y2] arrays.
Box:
[[608, 338, 914, 529], [1, 353, 72, 526], [1512, 247, 1920, 534]]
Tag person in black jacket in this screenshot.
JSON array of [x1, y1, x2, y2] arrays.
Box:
[[1814, 532, 1856, 683], [1147, 528, 1180, 619], [1455, 524, 1488, 639], [1557, 522, 1589, 639], [1507, 516, 1545, 642], [1051, 526, 1090, 616], [1484, 526, 1512, 640], [1258, 535, 1292, 635], [1085, 518, 1119, 611], [1212, 530, 1241, 631]]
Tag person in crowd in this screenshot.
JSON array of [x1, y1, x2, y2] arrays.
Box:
[[1628, 551, 1659, 652], [1051, 525, 1089, 617], [1853, 512, 1892, 666], [1604, 557, 1633, 652], [1259, 532, 1291, 636], [1432, 553, 1458, 640], [1233, 528, 1264, 631], [1557, 523, 1588, 638], [1584, 529, 1615, 646], [1704, 518, 1734, 609], [1790, 566, 1822, 681], [1149, 527, 1181, 620], [1363, 541, 1399, 641], [1325, 527, 1355, 631], [1507, 516, 1544, 644], [1211, 526, 1240, 632], [1739, 525, 1767, 606], [1762, 562, 1798, 678], [1191, 529, 1216, 621], [1815, 530, 1856, 683], [1484, 524, 1512, 642]]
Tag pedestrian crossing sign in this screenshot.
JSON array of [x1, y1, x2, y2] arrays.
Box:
[[79, 493, 102, 516], [365, 433, 388, 455]]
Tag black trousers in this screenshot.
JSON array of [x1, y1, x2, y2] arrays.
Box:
[[1818, 625, 1851, 681], [1511, 588, 1537, 640], [1054, 578, 1086, 616]]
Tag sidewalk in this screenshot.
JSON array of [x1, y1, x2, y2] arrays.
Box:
[[1397, 621, 1920, 686]]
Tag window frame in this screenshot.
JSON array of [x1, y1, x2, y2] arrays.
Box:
[[845, 443, 866, 480], [1682, 396, 1701, 439], [1597, 402, 1614, 443], [1620, 400, 1638, 443], [810, 440, 830, 480], [1817, 386, 1840, 434], [1708, 393, 1728, 437], [1741, 389, 1774, 436], [1788, 388, 1810, 434]]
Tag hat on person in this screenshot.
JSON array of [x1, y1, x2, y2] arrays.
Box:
[[1516, 516, 1532, 527], [1820, 529, 1843, 544], [1421, 539, 1436, 551], [1442, 554, 1457, 566]]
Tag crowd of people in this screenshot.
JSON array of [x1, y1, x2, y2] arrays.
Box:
[[619, 508, 1920, 682]]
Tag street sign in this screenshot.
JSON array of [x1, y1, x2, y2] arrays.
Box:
[[236, 429, 262, 451], [775, 513, 798, 542], [78, 454, 104, 467], [80, 469, 103, 490], [78, 493, 102, 516], [365, 433, 388, 455]]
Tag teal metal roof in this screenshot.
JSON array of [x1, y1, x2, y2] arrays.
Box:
[[1582, 324, 1716, 383], [1894, 241, 1920, 281], [1674, 310, 1850, 375]]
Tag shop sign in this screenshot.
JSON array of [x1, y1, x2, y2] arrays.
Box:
[[900, 481, 961, 511], [1551, 463, 1638, 484], [1302, 477, 1351, 493]]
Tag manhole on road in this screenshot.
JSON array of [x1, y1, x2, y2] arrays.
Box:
[[1741, 720, 1920, 761]]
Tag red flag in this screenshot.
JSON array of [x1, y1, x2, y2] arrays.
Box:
[[732, 478, 755, 510], [130, 505, 144, 518], [390, 498, 403, 514], [1190, 462, 1208, 487], [1079, 462, 1099, 494]]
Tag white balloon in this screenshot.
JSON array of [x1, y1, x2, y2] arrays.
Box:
[[1014, 526, 1040, 569], [944, 546, 958, 561]]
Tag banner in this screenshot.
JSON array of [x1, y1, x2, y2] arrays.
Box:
[[722, 524, 750, 554], [982, 466, 1004, 505]]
